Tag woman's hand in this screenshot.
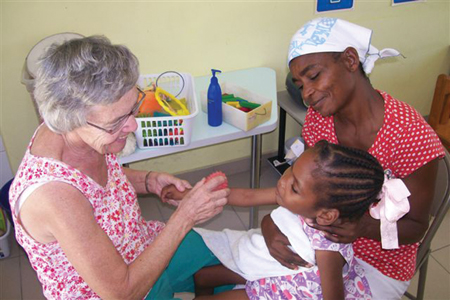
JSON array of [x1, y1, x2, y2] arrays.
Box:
[[303, 216, 370, 244], [176, 176, 229, 226], [261, 214, 313, 270]]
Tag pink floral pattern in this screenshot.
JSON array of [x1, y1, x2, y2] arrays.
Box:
[[9, 130, 165, 299], [301, 90, 445, 281], [245, 217, 372, 299]]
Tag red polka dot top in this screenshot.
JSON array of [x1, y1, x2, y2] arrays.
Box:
[[302, 90, 445, 281]]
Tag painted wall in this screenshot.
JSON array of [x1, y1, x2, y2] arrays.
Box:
[[1, 1, 449, 175]]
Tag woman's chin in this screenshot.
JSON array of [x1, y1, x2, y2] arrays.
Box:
[[105, 137, 128, 154]]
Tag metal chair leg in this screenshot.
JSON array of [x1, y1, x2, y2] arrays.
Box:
[[403, 254, 431, 300], [416, 257, 429, 300]]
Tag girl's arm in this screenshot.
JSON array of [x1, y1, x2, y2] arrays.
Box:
[[161, 185, 278, 207], [315, 250, 345, 300], [228, 187, 277, 207]]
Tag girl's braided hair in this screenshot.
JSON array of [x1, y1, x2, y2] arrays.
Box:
[[311, 140, 384, 221]]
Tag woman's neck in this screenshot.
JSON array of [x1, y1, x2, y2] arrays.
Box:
[[334, 81, 383, 126], [333, 80, 385, 151], [33, 125, 104, 170], [62, 131, 105, 168]]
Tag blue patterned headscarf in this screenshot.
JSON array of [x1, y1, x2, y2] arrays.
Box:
[[288, 18, 401, 74]]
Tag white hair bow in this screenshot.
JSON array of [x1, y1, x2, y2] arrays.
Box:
[[370, 176, 410, 249]]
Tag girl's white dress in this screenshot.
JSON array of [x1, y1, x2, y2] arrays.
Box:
[[194, 207, 372, 300]]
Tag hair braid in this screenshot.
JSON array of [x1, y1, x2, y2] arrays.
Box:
[[312, 140, 384, 221]]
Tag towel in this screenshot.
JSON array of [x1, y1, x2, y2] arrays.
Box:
[[287, 17, 401, 74], [370, 177, 411, 249], [194, 207, 315, 281]]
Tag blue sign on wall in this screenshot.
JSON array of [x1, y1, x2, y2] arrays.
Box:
[[316, 0, 354, 13], [392, 0, 423, 5]]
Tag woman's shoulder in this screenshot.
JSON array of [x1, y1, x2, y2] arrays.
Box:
[[30, 125, 66, 160], [380, 91, 425, 124]]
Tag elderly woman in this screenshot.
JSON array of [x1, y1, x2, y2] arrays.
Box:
[[9, 36, 229, 299], [260, 17, 446, 299]]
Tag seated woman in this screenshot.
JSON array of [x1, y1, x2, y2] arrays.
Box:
[[8, 36, 229, 299], [261, 17, 445, 300], [162, 140, 411, 299]]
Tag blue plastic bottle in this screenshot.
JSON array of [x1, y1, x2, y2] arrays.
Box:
[[207, 69, 222, 127]]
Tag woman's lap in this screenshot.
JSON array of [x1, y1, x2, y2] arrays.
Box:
[[357, 258, 410, 300], [146, 230, 233, 299]]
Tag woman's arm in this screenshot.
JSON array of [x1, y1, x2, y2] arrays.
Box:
[[315, 250, 345, 300], [260, 214, 313, 269], [123, 167, 191, 196], [19, 176, 228, 300]]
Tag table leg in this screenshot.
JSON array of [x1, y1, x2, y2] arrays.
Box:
[[249, 134, 262, 229], [278, 107, 287, 160]]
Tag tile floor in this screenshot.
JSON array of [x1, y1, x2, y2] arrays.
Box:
[[0, 161, 449, 299]]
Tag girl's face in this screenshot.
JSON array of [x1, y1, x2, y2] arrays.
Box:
[[276, 149, 320, 219], [76, 87, 140, 154], [289, 51, 356, 117]]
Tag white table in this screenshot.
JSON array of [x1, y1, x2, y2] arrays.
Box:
[[119, 67, 278, 228]]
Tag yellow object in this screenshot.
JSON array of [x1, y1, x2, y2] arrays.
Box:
[[227, 101, 241, 108], [155, 87, 190, 116]]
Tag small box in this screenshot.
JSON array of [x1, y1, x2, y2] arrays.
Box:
[[200, 82, 272, 131]]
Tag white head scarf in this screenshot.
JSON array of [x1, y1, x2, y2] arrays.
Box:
[[287, 18, 401, 74]]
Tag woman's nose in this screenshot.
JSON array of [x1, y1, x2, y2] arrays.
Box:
[[302, 85, 314, 103], [125, 115, 138, 132]]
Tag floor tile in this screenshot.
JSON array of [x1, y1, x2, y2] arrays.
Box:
[[404, 255, 450, 300], [0, 256, 22, 300], [1, 226, 24, 260], [431, 245, 450, 273], [195, 206, 247, 231], [228, 165, 280, 229], [20, 255, 45, 300], [233, 205, 278, 230], [430, 209, 450, 250], [138, 194, 165, 222], [176, 166, 216, 183]]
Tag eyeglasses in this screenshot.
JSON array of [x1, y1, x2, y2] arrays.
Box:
[[87, 87, 146, 134]]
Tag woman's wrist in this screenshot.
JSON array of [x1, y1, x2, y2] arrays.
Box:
[[168, 208, 195, 233], [144, 171, 153, 194]]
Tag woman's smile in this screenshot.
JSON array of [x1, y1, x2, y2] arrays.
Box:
[[311, 97, 325, 110]]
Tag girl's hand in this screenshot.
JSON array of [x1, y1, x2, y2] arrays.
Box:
[[161, 184, 190, 206], [261, 214, 313, 269], [147, 172, 191, 202], [304, 214, 371, 244], [176, 176, 229, 226]]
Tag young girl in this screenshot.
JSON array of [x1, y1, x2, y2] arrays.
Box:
[[162, 140, 407, 299]]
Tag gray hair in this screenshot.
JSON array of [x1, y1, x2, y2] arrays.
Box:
[[33, 35, 139, 134]]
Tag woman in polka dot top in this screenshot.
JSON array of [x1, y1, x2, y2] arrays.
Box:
[[261, 18, 445, 299]]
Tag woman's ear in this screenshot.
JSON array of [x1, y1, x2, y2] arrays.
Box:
[[316, 208, 340, 225], [342, 47, 360, 73]]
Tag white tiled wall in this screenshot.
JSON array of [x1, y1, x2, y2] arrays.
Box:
[[0, 135, 14, 188]]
